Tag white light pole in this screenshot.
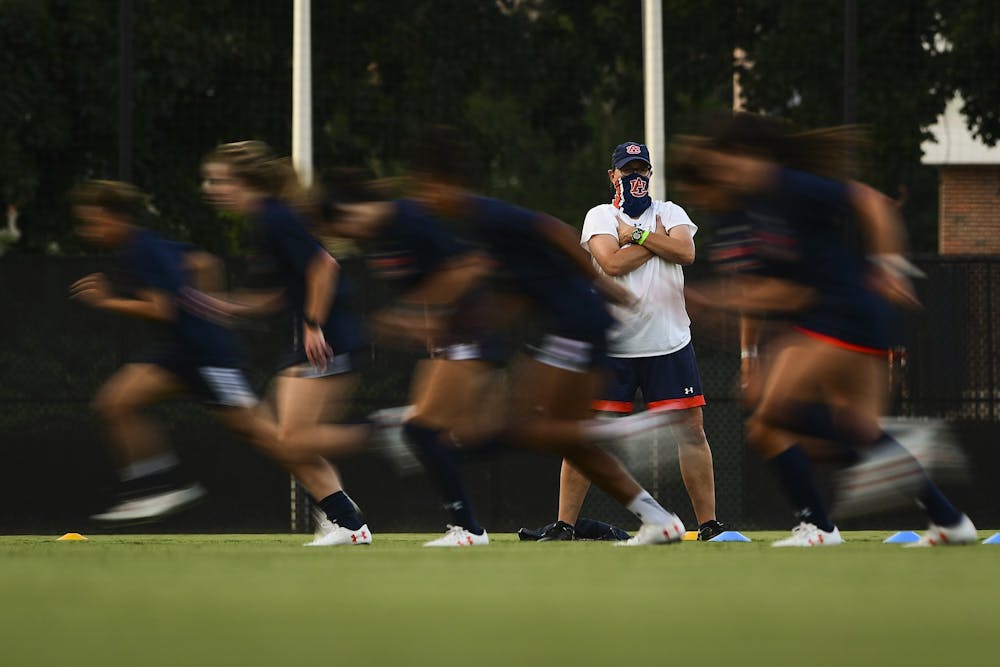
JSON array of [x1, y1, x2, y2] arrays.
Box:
[[292, 0, 313, 186], [642, 0, 665, 200]]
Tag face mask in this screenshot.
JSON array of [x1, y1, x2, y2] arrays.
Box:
[[614, 173, 652, 218]]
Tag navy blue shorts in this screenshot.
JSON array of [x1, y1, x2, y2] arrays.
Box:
[[527, 330, 608, 373], [433, 333, 509, 365], [594, 342, 706, 413], [154, 356, 258, 409]]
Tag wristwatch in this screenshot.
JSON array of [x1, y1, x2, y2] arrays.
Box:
[[631, 228, 644, 244]]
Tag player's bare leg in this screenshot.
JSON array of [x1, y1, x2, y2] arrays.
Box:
[[269, 373, 372, 460], [508, 358, 684, 545], [273, 374, 370, 545], [91, 363, 184, 465], [90, 363, 204, 522], [407, 358, 493, 547]]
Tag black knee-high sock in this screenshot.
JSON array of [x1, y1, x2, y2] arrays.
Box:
[[403, 421, 483, 534], [317, 490, 365, 530], [768, 444, 835, 532]]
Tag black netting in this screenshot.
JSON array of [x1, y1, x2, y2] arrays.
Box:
[[3, 257, 998, 533]]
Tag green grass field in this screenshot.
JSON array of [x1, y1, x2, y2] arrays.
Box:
[[2, 532, 997, 666]]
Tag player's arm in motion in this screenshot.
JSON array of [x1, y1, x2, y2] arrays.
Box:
[[70, 275, 175, 322], [847, 181, 922, 309], [300, 249, 339, 368], [328, 200, 489, 341], [534, 213, 636, 308]]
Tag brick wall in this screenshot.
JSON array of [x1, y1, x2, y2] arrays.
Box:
[[938, 165, 1000, 254]]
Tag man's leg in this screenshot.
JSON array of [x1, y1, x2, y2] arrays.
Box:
[[670, 407, 717, 526], [556, 459, 591, 525]]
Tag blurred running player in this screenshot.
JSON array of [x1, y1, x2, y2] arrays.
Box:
[[399, 126, 687, 546], [322, 167, 497, 547], [200, 144, 371, 546], [69, 180, 360, 539], [674, 114, 976, 547]]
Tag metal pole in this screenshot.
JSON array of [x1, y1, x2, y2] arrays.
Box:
[[118, 0, 134, 181], [292, 0, 314, 186], [844, 0, 858, 123], [642, 0, 665, 200]]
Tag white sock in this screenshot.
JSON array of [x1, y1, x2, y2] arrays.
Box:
[[119, 451, 180, 482], [626, 490, 672, 525]]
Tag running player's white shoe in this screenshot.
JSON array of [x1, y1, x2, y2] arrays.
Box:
[[304, 522, 372, 546], [904, 514, 977, 548], [305, 509, 336, 545], [615, 515, 685, 546], [772, 522, 844, 547], [423, 525, 489, 547], [90, 483, 207, 523]]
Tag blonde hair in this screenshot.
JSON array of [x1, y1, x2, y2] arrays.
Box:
[[204, 141, 310, 207]]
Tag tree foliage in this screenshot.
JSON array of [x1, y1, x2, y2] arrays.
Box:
[[1, 0, 996, 255]]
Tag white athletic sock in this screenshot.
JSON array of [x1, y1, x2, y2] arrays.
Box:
[[119, 451, 180, 482], [626, 490, 672, 525]]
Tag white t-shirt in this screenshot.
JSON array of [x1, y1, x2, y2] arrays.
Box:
[[580, 200, 696, 357]]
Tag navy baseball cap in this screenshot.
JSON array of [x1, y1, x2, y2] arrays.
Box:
[[611, 142, 651, 169]]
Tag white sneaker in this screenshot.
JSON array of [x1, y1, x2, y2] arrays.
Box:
[[304, 522, 372, 546], [90, 484, 207, 523], [905, 514, 977, 547], [423, 525, 490, 547], [772, 522, 844, 547], [615, 515, 685, 546]]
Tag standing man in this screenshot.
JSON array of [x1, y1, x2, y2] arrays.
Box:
[[538, 142, 725, 542]]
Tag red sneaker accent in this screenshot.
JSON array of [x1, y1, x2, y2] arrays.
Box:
[[351, 534, 358, 543], [361, 531, 368, 539], [466, 536, 473, 545]]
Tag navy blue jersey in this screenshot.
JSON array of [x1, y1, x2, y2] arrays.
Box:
[[121, 229, 240, 367], [251, 197, 363, 356], [464, 196, 614, 339], [714, 169, 891, 350], [363, 198, 473, 288]]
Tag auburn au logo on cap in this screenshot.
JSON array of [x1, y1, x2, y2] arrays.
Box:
[[626, 144, 642, 155]]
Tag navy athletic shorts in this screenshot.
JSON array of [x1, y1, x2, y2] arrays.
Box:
[[594, 341, 706, 413]]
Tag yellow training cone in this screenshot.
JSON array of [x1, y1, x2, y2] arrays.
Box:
[[56, 533, 88, 541], [682, 531, 699, 541]]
